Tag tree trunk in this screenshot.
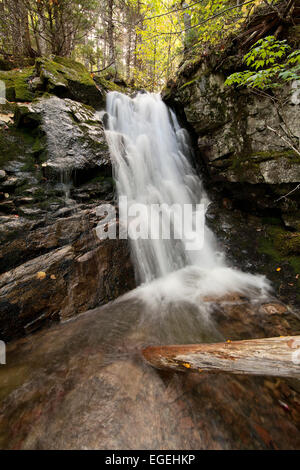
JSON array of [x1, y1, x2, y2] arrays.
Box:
[[143, 336, 300, 378], [181, 1, 192, 51], [126, 27, 132, 82], [107, 0, 115, 64]]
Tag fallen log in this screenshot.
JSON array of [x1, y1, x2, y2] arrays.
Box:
[[142, 336, 300, 378]]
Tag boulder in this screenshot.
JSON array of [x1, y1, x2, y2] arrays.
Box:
[[164, 62, 300, 207], [0, 56, 106, 108], [0, 75, 135, 341], [12, 95, 111, 184], [35, 56, 105, 107], [0, 208, 135, 341]]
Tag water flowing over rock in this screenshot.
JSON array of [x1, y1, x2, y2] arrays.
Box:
[[0, 71, 135, 341], [0, 80, 299, 450], [0, 289, 299, 450], [163, 54, 300, 306], [105, 91, 271, 304]]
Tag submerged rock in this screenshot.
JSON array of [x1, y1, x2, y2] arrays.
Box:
[[0, 289, 299, 449]]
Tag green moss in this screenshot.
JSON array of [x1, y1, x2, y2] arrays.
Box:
[[0, 101, 17, 114], [179, 77, 199, 89], [258, 225, 300, 277], [35, 56, 104, 106], [89, 175, 115, 186], [36, 56, 95, 89], [258, 237, 280, 260], [32, 136, 44, 155], [94, 75, 123, 92], [225, 148, 300, 182], [53, 56, 95, 86], [0, 67, 34, 102], [261, 216, 282, 226], [0, 126, 35, 167], [248, 150, 300, 164], [37, 197, 62, 210]]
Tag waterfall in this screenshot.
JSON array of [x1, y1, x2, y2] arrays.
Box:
[[105, 92, 271, 306]]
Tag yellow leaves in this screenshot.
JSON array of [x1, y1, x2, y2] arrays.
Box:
[[241, 2, 252, 13], [36, 271, 46, 280], [182, 362, 191, 368], [36, 272, 56, 280]]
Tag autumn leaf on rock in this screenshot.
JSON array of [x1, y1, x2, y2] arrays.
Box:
[[36, 271, 47, 280]]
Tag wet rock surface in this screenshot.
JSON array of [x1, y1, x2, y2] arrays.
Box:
[[0, 291, 299, 450], [0, 209, 135, 341], [205, 200, 300, 308], [15, 96, 111, 179], [165, 64, 300, 193], [0, 57, 299, 450], [0, 63, 135, 342], [164, 48, 300, 305]]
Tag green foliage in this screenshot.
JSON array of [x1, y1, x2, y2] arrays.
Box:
[[225, 36, 300, 90], [1, 0, 292, 91]]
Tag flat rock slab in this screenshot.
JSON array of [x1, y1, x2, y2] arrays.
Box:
[[0, 293, 300, 450]]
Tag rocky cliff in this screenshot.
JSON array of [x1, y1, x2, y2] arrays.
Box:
[[163, 38, 300, 307], [0, 57, 135, 341]]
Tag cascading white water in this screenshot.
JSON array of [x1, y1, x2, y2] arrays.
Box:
[[105, 91, 271, 306]]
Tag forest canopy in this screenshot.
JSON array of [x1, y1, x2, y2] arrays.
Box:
[[0, 0, 298, 90]]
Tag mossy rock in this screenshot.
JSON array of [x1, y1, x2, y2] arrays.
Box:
[[14, 103, 43, 128], [93, 75, 124, 93], [0, 67, 35, 102], [0, 125, 36, 169], [224, 149, 300, 184], [270, 227, 300, 257], [0, 100, 17, 115], [36, 57, 105, 108], [258, 225, 300, 275]]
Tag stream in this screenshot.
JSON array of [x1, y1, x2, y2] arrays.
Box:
[[0, 93, 299, 450]]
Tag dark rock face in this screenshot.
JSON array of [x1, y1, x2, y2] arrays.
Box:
[[0, 64, 135, 342], [164, 64, 300, 190], [15, 96, 111, 180], [164, 55, 300, 306], [0, 216, 135, 341], [205, 202, 300, 307]]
